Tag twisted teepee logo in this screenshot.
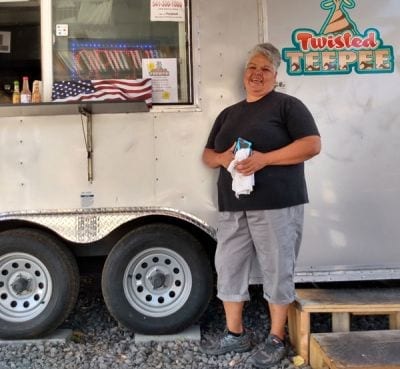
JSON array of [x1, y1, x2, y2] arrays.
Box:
[[282, 0, 394, 75]]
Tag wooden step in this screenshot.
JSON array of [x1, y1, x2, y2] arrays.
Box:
[[310, 330, 400, 369], [288, 288, 400, 363]]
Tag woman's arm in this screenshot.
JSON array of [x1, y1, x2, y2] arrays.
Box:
[[236, 135, 321, 176], [202, 145, 235, 169]]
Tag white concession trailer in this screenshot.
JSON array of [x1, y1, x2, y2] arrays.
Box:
[[0, 0, 399, 339]]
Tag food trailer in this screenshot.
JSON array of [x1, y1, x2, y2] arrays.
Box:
[[0, 0, 398, 339]]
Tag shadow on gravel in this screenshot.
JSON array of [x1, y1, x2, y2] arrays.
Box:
[[63, 273, 391, 345]]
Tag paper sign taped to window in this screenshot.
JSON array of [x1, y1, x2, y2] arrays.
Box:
[[142, 58, 178, 103], [150, 0, 185, 22]]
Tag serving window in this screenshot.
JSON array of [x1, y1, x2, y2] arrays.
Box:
[[52, 0, 191, 104]]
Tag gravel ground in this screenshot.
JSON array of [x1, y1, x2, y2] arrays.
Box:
[[0, 273, 391, 369]]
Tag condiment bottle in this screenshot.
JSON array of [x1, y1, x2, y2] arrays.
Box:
[[12, 80, 20, 104], [31, 80, 41, 103], [20, 76, 31, 103]]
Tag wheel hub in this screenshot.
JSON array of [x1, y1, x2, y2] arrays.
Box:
[[10, 273, 33, 296], [148, 269, 167, 290]]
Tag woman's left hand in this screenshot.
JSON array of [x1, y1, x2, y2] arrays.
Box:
[[235, 151, 267, 176]]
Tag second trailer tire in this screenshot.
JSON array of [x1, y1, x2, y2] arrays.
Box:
[[101, 224, 213, 334], [0, 229, 80, 339]]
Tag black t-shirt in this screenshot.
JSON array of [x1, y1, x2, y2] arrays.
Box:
[[205, 91, 320, 211]]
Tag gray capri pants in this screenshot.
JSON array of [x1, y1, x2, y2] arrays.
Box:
[[215, 205, 304, 305]]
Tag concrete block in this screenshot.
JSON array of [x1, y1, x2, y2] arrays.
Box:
[[0, 329, 72, 345], [134, 325, 201, 343]]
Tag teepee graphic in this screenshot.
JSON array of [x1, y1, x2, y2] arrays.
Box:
[[320, 0, 360, 35]]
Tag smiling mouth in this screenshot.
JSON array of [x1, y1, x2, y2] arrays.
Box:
[[250, 78, 263, 85]]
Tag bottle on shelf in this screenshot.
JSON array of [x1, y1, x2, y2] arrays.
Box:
[[31, 80, 41, 103], [20, 76, 32, 104], [12, 80, 21, 104]]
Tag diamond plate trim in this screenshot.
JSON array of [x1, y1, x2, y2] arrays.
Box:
[[0, 207, 216, 244]]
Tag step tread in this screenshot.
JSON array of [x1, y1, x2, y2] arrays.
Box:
[[296, 288, 400, 312], [311, 330, 400, 369]]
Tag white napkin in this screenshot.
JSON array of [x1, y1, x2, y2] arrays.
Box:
[[227, 148, 255, 198]]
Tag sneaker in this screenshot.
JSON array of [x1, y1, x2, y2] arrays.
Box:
[[201, 329, 252, 355], [247, 334, 287, 368]]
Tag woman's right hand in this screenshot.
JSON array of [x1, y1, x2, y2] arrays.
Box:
[[202, 144, 235, 169], [219, 144, 236, 169]]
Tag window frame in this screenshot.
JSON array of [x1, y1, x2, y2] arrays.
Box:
[[41, 0, 194, 107]]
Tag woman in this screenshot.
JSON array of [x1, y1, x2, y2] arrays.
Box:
[[201, 43, 321, 368]]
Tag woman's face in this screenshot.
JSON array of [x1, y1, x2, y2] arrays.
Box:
[[243, 53, 277, 102]]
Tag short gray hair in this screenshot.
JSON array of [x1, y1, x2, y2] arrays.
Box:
[[246, 43, 281, 71]]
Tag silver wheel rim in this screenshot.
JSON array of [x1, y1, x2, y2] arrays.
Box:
[[0, 253, 52, 322], [123, 247, 192, 317]]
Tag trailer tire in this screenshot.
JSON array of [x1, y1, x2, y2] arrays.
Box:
[[0, 229, 79, 339], [101, 224, 213, 334]]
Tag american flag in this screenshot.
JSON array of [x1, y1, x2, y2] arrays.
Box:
[[52, 78, 152, 106]]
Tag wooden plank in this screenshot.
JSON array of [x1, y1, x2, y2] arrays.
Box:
[[309, 334, 331, 369], [287, 304, 297, 349], [288, 304, 312, 363], [310, 330, 400, 369], [331, 312, 350, 332], [389, 312, 400, 329], [296, 288, 400, 313], [297, 309, 311, 362], [352, 311, 392, 316]]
